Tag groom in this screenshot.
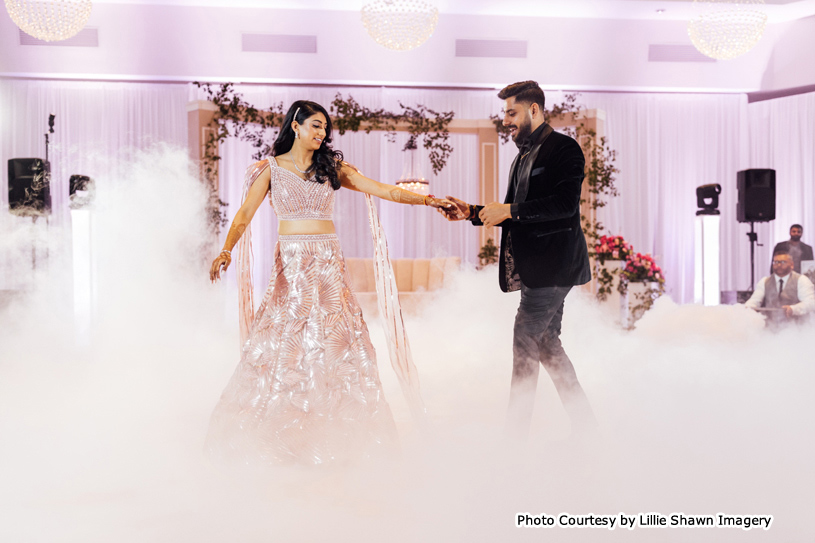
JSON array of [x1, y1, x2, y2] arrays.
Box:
[[442, 80, 597, 439]]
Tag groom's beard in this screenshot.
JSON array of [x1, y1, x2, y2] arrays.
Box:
[[511, 119, 533, 147], [791, 235, 802, 242]]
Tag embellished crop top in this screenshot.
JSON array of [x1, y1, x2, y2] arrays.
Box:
[[267, 156, 335, 221]]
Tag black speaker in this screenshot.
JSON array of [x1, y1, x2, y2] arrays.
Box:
[[8, 158, 51, 217], [737, 169, 775, 223]]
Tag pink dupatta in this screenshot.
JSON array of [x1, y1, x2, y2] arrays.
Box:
[[235, 160, 427, 425]]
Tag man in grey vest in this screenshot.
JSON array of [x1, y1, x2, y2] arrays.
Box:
[[745, 251, 815, 322]]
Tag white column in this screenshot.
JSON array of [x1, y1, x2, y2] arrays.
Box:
[[71, 209, 95, 346], [694, 214, 721, 306]]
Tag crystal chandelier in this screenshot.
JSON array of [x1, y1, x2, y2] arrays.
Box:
[[395, 146, 430, 196], [687, 0, 767, 60], [5, 0, 93, 42], [361, 0, 439, 52]]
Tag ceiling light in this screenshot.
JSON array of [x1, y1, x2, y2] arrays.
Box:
[[361, 0, 439, 52], [688, 0, 767, 60], [5, 0, 92, 42]]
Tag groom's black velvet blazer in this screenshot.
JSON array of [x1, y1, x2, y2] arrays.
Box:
[[471, 123, 591, 292]]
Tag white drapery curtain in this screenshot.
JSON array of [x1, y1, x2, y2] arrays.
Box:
[[577, 92, 750, 302], [746, 92, 815, 287], [2, 78, 813, 303], [0, 79, 189, 290]]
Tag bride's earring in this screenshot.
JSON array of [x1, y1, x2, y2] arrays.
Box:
[[295, 131, 299, 139]]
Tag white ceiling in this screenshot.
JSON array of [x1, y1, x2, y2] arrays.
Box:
[[94, 0, 815, 22]]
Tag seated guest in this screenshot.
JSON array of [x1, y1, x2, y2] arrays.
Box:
[[771, 224, 814, 274], [746, 251, 815, 321]]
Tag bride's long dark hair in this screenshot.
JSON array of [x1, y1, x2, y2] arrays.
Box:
[[272, 100, 343, 190]]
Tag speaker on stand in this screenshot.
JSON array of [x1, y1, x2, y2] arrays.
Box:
[[737, 168, 776, 290], [8, 158, 52, 217], [7, 157, 52, 275]]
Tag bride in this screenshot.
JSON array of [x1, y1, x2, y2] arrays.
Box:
[[206, 100, 452, 466]]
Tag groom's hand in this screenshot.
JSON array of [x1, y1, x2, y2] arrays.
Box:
[[438, 196, 470, 221], [479, 203, 512, 228]]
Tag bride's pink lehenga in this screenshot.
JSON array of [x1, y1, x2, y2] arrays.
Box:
[[205, 157, 417, 466]]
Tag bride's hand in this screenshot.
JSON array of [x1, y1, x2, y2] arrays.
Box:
[[210, 252, 231, 282]]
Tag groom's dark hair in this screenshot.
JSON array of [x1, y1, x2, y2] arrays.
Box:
[[498, 81, 545, 111]]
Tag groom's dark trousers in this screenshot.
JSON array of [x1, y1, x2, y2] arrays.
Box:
[[469, 122, 597, 439]]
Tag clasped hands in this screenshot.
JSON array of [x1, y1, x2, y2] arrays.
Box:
[[437, 196, 512, 228]]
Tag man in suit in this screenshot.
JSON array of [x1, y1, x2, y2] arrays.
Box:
[[771, 224, 813, 274], [441, 80, 597, 439], [746, 251, 815, 323]]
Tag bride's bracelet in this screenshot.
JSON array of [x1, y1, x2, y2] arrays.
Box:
[[220, 249, 232, 258]]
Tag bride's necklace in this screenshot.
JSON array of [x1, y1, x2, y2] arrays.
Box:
[[290, 153, 311, 175]]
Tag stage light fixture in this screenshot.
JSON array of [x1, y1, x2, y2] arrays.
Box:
[[696, 183, 721, 215], [694, 183, 722, 306]]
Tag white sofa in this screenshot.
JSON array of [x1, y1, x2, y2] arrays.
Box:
[[345, 257, 460, 316]]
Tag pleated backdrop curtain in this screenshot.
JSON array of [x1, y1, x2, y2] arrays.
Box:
[[746, 92, 815, 288], [0, 79, 189, 290], [2, 78, 813, 303]]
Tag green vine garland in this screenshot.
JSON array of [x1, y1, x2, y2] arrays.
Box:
[[595, 266, 617, 301], [477, 237, 499, 269], [626, 282, 663, 327], [194, 83, 455, 232], [194, 83, 455, 179], [329, 94, 453, 174]]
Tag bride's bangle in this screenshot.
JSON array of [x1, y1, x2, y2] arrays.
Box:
[[220, 249, 231, 257]]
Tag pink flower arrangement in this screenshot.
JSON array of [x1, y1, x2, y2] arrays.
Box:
[[594, 234, 633, 263], [622, 252, 665, 284]]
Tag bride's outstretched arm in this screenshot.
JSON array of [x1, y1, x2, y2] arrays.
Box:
[[338, 161, 454, 209], [209, 163, 272, 282]]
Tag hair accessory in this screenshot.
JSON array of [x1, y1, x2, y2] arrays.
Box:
[[293, 106, 301, 138]]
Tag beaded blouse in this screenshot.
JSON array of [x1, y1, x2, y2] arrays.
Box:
[[268, 156, 334, 221]]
